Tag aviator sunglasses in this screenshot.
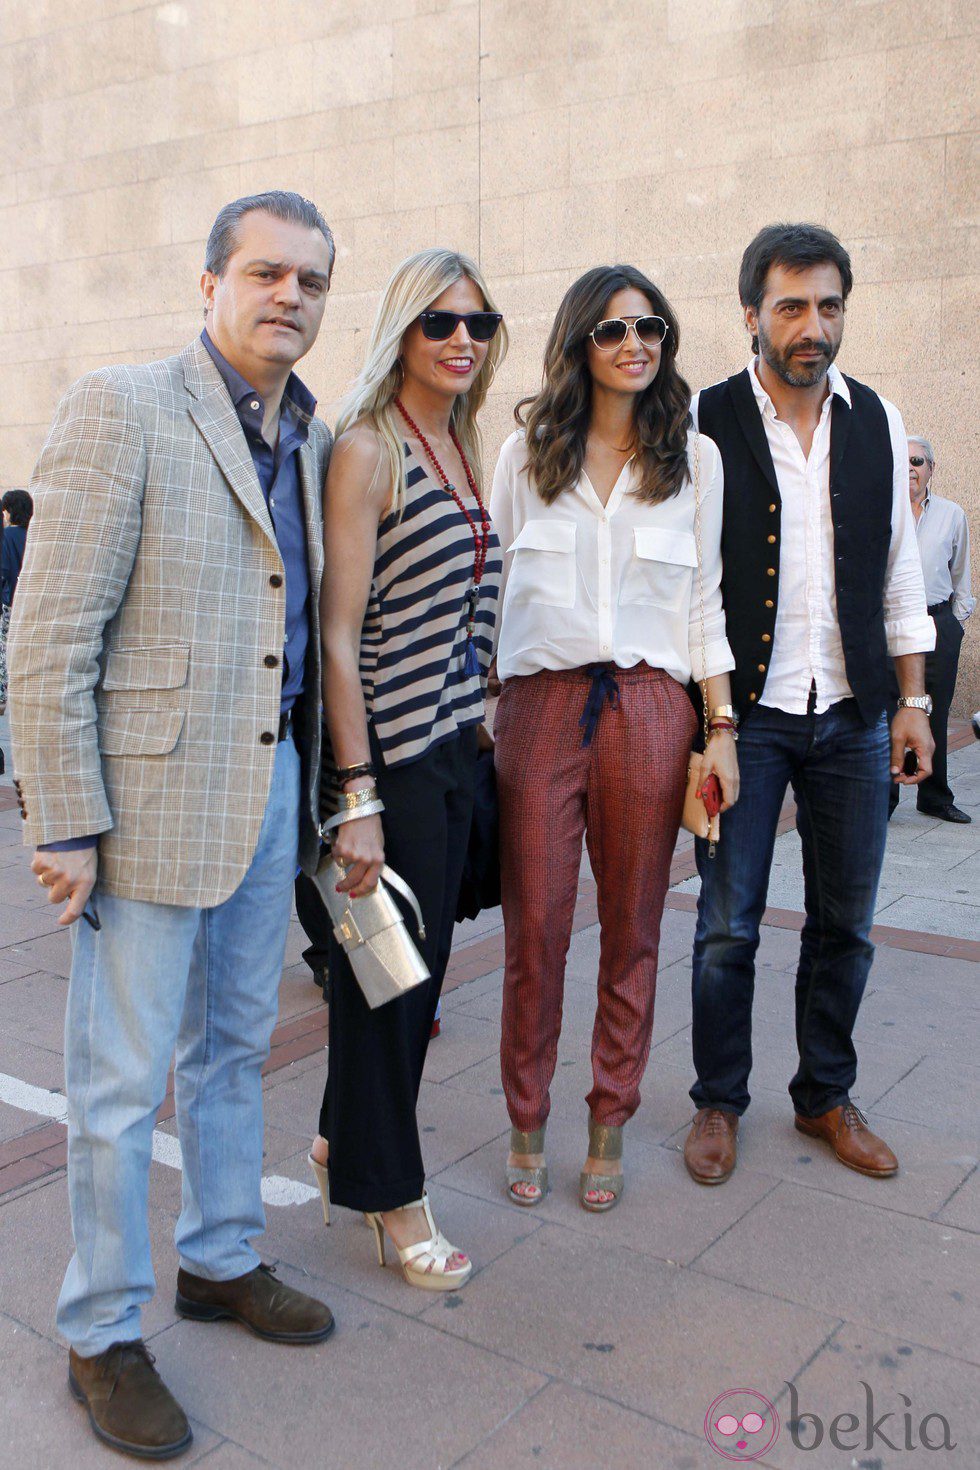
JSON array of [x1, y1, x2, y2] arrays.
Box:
[[590, 315, 669, 350], [909, 455, 927, 467], [418, 310, 503, 343]]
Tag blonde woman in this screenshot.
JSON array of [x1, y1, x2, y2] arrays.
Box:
[[308, 249, 507, 1290]]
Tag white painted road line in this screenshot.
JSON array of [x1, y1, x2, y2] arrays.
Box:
[[0, 1073, 68, 1122], [0, 1071, 319, 1207]]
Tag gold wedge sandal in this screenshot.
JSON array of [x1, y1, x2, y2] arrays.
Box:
[[580, 1119, 624, 1212], [364, 1193, 472, 1292], [307, 1148, 330, 1226], [505, 1126, 549, 1207]]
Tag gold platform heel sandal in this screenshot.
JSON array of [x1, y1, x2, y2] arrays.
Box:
[[505, 1126, 549, 1207], [364, 1192, 472, 1292], [307, 1144, 330, 1227], [580, 1119, 624, 1213]]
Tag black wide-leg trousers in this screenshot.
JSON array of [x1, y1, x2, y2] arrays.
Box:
[[917, 601, 965, 810], [888, 599, 965, 814], [319, 727, 477, 1213]]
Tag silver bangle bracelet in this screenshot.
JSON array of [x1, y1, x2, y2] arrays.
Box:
[[320, 799, 385, 836]]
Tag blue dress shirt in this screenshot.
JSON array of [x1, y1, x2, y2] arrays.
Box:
[[201, 330, 313, 711]]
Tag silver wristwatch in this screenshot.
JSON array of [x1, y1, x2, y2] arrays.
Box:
[[897, 695, 933, 716]]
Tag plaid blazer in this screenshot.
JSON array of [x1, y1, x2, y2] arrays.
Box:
[[8, 338, 330, 907]]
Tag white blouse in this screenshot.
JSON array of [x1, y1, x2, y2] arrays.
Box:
[[490, 429, 735, 685]]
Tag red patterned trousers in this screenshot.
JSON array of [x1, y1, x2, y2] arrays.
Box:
[[495, 664, 696, 1131]]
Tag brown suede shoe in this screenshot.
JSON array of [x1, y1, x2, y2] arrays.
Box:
[[175, 1263, 335, 1343], [795, 1102, 898, 1177], [684, 1109, 739, 1185], [68, 1341, 192, 1460]]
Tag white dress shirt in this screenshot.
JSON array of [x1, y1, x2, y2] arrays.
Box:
[[490, 428, 735, 686], [915, 492, 975, 621], [693, 363, 934, 716]]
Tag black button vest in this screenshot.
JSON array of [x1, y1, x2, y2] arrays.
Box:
[[697, 368, 893, 727]]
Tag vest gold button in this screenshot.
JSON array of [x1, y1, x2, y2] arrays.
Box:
[[767, 534, 776, 543], [749, 692, 757, 701], [769, 503, 776, 513], [765, 599, 774, 608], [767, 568, 776, 577], [762, 633, 771, 643], [757, 663, 766, 672]]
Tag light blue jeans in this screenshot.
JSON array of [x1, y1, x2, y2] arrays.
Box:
[[57, 734, 300, 1356]]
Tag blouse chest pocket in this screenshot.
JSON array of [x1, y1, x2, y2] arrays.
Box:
[[507, 519, 577, 609], [621, 526, 698, 612]]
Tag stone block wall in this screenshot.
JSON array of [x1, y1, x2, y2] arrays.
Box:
[[0, 0, 976, 704]]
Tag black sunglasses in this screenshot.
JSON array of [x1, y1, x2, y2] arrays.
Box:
[[908, 456, 927, 467], [418, 310, 503, 343]]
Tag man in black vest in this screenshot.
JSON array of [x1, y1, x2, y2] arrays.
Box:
[[684, 223, 936, 1186]]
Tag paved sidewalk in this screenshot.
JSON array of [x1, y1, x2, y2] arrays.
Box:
[[0, 717, 977, 1468]]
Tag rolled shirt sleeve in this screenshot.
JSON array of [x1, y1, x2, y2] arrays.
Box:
[[688, 433, 736, 683], [881, 398, 936, 656]]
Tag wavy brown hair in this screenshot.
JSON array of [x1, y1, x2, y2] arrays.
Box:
[[516, 265, 691, 505]]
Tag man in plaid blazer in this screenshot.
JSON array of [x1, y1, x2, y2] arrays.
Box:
[[8, 192, 337, 1459]]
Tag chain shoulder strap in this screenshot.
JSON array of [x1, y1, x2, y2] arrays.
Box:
[[690, 430, 709, 733]]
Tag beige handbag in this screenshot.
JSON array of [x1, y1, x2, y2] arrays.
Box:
[[681, 432, 721, 851], [311, 853, 430, 1009]]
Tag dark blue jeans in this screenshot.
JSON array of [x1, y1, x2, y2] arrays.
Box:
[[691, 699, 890, 1119]]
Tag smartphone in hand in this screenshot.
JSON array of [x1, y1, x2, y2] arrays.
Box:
[[700, 773, 723, 818], [902, 749, 919, 778]]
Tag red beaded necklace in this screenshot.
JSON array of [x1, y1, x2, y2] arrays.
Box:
[[395, 396, 491, 677]]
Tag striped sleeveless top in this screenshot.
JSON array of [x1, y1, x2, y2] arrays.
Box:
[[359, 443, 501, 768]]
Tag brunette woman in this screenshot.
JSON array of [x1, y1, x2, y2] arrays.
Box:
[[308, 249, 506, 1288], [491, 265, 738, 1211]]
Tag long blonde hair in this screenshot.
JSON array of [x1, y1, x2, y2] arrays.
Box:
[[336, 248, 508, 517]]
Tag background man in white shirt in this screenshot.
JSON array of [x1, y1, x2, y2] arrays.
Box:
[[685, 223, 936, 1187], [888, 436, 974, 823]]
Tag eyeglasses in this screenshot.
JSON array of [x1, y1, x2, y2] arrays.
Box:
[[715, 1414, 767, 1437], [418, 310, 503, 342], [908, 456, 927, 467], [589, 316, 668, 351]]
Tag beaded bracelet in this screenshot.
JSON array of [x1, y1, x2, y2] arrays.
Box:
[[337, 761, 376, 784]]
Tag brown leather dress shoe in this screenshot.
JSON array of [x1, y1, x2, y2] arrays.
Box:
[[175, 1262, 335, 1343], [795, 1102, 898, 1177], [684, 1109, 739, 1185], [68, 1340, 192, 1460]]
